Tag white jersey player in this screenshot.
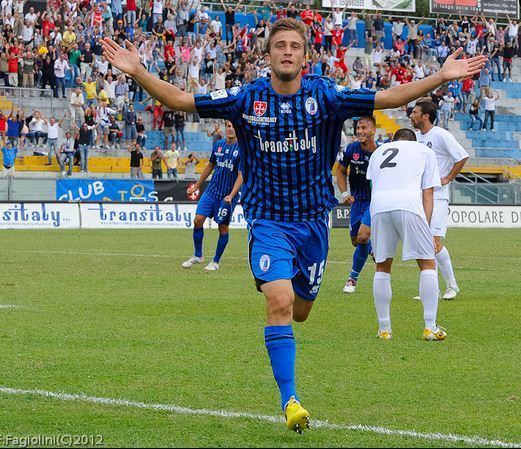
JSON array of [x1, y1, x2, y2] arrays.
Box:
[[410, 100, 469, 300], [366, 128, 446, 341]]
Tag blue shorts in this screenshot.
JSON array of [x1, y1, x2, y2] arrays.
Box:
[[247, 218, 330, 301], [349, 200, 371, 237], [195, 192, 237, 225]]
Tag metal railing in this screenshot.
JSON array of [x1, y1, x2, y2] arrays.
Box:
[[0, 87, 55, 115], [1, 176, 521, 205], [451, 182, 521, 205]]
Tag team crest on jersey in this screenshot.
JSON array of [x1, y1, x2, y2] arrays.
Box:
[[233, 150, 239, 157], [335, 84, 347, 92], [260, 255, 270, 272], [305, 97, 318, 116], [280, 102, 291, 114], [253, 101, 268, 117], [210, 89, 228, 100], [353, 153, 359, 161], [217, 146, 222, 153], [426, 142, 433, 148], [229, 86, 241, 96]]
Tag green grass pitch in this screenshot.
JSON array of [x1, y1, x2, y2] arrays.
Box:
[[0, 228, 520, 447]]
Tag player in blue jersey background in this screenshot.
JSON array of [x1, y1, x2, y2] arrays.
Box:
[[336, 116, 378, 295], [102, 19, 486, 433], [182, 121, 243, 272]]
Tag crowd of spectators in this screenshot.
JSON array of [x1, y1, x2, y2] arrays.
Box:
[[0, 0, 520, 175]]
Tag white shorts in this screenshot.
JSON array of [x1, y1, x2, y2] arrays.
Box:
[[431, 199, 449, 238], [372, 210, 436, 263]]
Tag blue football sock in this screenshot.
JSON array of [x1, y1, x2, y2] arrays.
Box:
[[264, 325, 298, 411], [350, 242, 370, 280], [193, 227, 204, 257], [213, 233, 229, 263]]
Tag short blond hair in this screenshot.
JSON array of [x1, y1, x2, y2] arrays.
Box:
[[265, 18, 308, 55]]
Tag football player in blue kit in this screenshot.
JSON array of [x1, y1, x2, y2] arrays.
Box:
[[102, 19, 485, 432], [182, 120, 243, 271], [336, 116, 378, 294]]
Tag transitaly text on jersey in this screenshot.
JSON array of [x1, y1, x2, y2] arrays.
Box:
[[195, 75, 375, 222]]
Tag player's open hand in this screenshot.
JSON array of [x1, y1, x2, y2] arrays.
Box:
[[101, 38, 141, 77], [440, 48, 487, 82]]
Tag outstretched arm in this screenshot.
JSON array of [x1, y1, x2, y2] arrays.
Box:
[[375, 48, 486, 109], [101, 38, 196, 112]]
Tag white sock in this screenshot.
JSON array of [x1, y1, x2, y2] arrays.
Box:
[[435, 247, 457, 288], [420, 270, 439, 330], [373, 272, 392, 331]]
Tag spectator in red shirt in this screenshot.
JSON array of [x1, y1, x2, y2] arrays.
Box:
[[334, 46, 348, 74], [0, 112, 7, 137], [300, 5, 314, 27], [313, 23, 324, 53], [164, 40, 175, 60], [331, 23, 349, 52], [41, 13, 55, 38], [461, 77, 475, 112], [8, 54, 19, 87], [393, 38, 406, 56], [126, 0, 137, 26]]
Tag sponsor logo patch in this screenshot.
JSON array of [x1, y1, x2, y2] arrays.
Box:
[[253, 101, 268, 117], [305, 97, 318, 116], [210, 89, 228, 100], [260, 255, 270, 272]]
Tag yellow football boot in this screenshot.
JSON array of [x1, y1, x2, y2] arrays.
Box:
[[423, 326, 447, 341], [284, 396, 310, 434]]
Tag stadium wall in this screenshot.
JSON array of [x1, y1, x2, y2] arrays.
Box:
[[0, 203, 520, 229]]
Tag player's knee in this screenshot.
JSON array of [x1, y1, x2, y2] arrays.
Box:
[[434, 238, 444, 254], [357, 231, 370, 245], [218, 224, 229, 235], [267, 294, 294, 320], [293, 309, 310, 322], [193, 217, 205, 228]]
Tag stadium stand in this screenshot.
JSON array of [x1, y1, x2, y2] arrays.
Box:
[[0, 1, 520, 183]]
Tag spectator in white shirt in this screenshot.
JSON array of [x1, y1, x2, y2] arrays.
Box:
[[439, 92, 455, 130], [24, 6, 37, 23], [45, 116, 64, 165], [69, 87, 85, 127], [187, 56, 201, 92], [27, 111, 47, 147], [482, 88, 499, 132], [54, 54, 70, 98], [21, 20, 34, 47], [209, 16, 222, 37]]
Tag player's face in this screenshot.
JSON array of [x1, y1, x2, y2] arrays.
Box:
[[269, 30, 306, 82], [356, 120, 375, 144], [225, 121, 236, 140], [410, 106, 426, 129]]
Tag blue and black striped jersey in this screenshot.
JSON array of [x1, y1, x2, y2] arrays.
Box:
[[205, 139, 241, 200], [338, 141, 372, 202], [195, 75, 375, 222]]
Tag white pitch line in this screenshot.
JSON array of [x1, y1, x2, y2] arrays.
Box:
[[0, 386, 519, 448], [0, 304, 24, 310]]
